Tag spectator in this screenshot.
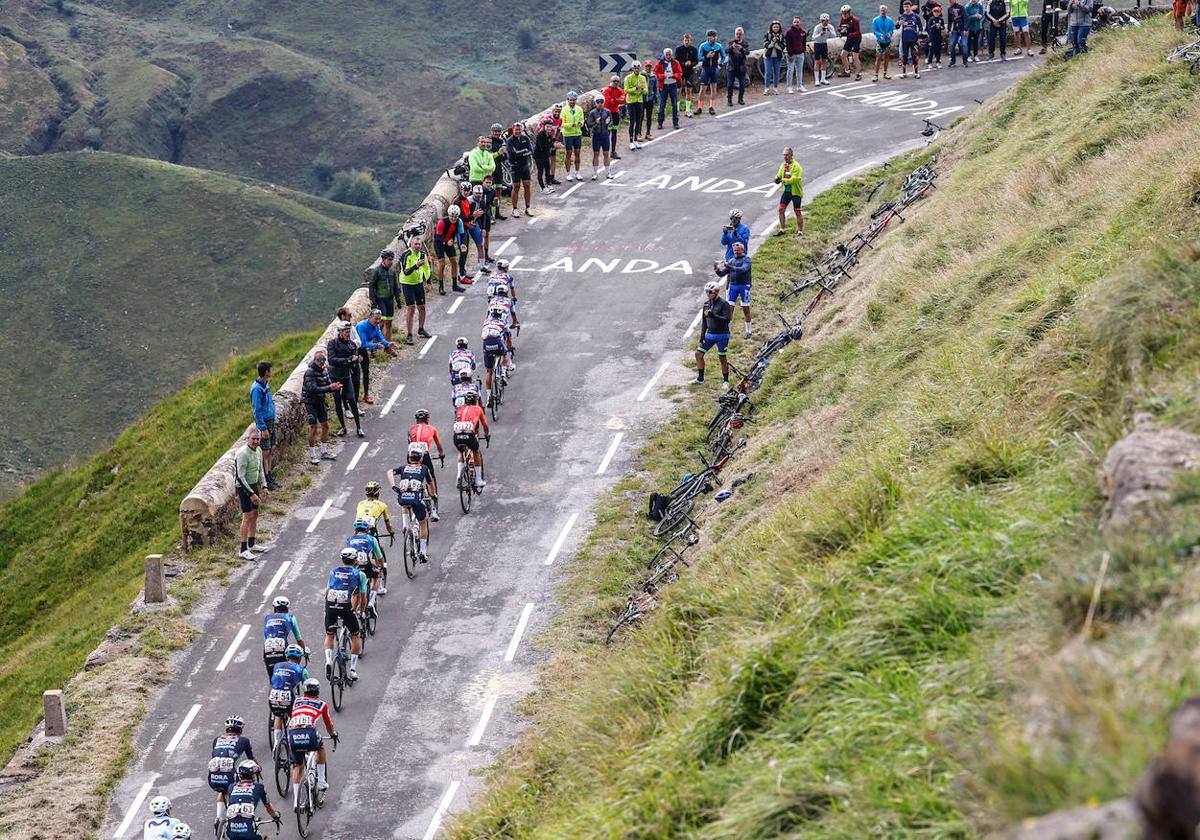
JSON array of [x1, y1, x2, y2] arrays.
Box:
[[533, 117, 560, 193], [434, 206, 466, 293], [727, 27, 750, 105], [506, 121, 534, 216], [966, 0, 985, 60], [714, 240, 753, 338], [898, 0, 923, 76], [474, 181, 496, 264], [302, 349, 340, 465], [693, 281, 733, 386], [654, 49, 683, 130], [1010, 0, 1033, 54], [697, 30, 726, 115], [872, 5, 896, 81], [366, 250, 399, 341], [1173, 0, 1187, 29], [487, 123, 509, 219], [785, 17, 809, 93], [327, 321, 364, 439], [927, 4, 946, 66], [336, 304, 365, 407], [1066, 0, 1092, 52], [721, 208, 750, 260], [399, 236, 432, 342], [947, 0, 970, 65], [774, 147, 804, 236], [586, 98, 615, 180], [763, 20, 787, 95], [1039, 0, 1059, 51], [676, 33, 700, 117], [249, 361, 279, 492], [468, 135, 496, 187], [547, 104, 564, 184], [355, 310, 397, 406], [624, 65, 649, 149], [812, 14, 837, 85], [642, 59, 659, 139], [839, 5, 864, 79], [602, 74, 625, 160], [234, 427, 268, 560], [453, 180, 487, 271], [560, 91, 586, 181], [987, 0, 1010, 59]]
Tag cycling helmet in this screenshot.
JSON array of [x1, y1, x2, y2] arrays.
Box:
[[225, 715, 245, 731], [496, 258, 510, 271], [458, 180, 471, 191], [472, 184, 484, 195], [493, 283, 510, 297], [365, 480, 381, 498], [464, 392, 479, 405], [285, 644, 303, 659], [407, 449, 423, 463], [455, 337, 469, 350], [303, 678, 320, 695], [171, 825, 193, 840], [821, 12, 831, 20], [704, 281, 720, 293], [566, 90, 579, 100], [149, 797, 171, 817], [707, 28, 718, 36], [489, 307, 505, 318], [415, 408, 430, 422], [491, 122, 503, 132], [237, 760, 259, 780], [841, 4, 852, 11], [272, 595, 290, 610], [339, 547, 358, 562], [447, 205, 461, 217], [354, 515, 373, 531], [336, 320, 352, 331], [729, 208, 743, 219], [380, 249, 395, 260], [457, 370, 473, 383]]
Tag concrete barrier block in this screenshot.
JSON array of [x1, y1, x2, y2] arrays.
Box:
[[144, 554, 166, 603], [43, 690, 67, 736]]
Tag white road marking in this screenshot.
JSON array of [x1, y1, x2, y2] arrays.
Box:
[[831, 160, 879, 183], [642, 128, 684, 146], [345, 441, 369, 473], [802, 80, 874, 96], [380, 383, 406, 416], [259, 560, 291, 608], [527, 216, 539, 225], [505, 603, 535, 662], [601, 169, 629, 185], [560, 183, 582, 198], [164, 703, 201, 753], [493, 237, 516, 256], [447, 296, 464, 315], [596, 432, 624, 475], [759, 220, 780, 237], [419, 335, 438, 357], [113, 778, 156, 838], [306, 499, 333, 533], [684, 309, 703, 339], [716, 100, 772, 119], [422, 780, 461, 840], [215, 624, 251, 672], [637, 362, 671, 402], [544, 512, 579, 566], [467, 694, 499, 747]]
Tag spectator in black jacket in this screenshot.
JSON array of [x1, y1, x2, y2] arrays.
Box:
[[366, 250, 399, 341], [327, 321, 364, 439], [947, 0, 970, 64], [676, 34, 699, 117], [506, 122, 535, 217], [727, 27, 749, 106], [302, 350, 341, 464], [533, 118, 560, 194], [987, 0, 1010, 58]]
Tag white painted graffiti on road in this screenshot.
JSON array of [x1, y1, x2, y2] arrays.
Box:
[[806, 82, 964, 120], [505, 254, 694, 275], [605, 172, 782, 196]]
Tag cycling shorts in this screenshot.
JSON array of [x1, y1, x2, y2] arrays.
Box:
[[779, 189, 802, 209], [324, 604, 360, 636], [401, 283, 426, 306], [814, 43, 830, 60], [563, 135, 582, 150], [287, 726, 322, 764], [400, 498, 428, 523], [208, 771, 235, 793], [482, 345, 506, 370], [225, 819, 264, 840], [466, 225, 484, 246], [268, 687, 295, 716], [375, 297, 395, 319], [591, 130, 610, 152], [304, 399, 329, 426], [700, 65, 721, 85], [1011, 16, 1029, 29], [454, 432, 480, 453], [357, 562, 379, 580], [263, 653, 286, 680], [433, 238, 458, 259], [236, 482, 261, 514], [844, 35, 863, 52], [511, 162, 531, 181], [698, 333, 731, 355], [728, 284, 751, 305]]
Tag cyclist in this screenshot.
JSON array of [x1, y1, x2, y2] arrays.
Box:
[[143, 796, 182, 839], [356, 481, 395, 542], [448, 337, 476, 382], [454, 392, 490, 490], [489, 282, 520, 330], [285, 679, 338, 810], [408, 409, 445, 520], [345, 517, 384, 613], [486, 259, 516, 298], [262, 596, 304, 679], [268, 645, 309, 748], [170, 826, 192, 840], [208, 715, 255, 830], [451, 369, 482, 410], [481, 306, 513, 406], [223, 760, 282, 838], [324, 548, 366, 682], [388, 444, 435, 563]]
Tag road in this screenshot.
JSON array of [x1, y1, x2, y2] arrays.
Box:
[[103, 58, 1037, 840]]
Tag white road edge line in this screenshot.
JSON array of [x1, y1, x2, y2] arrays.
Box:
[[215, 624, 251, 672], [596, 432, 624, 475], [831, 159, 879, 183], [260, 560, 291, 606], [759, 220, 780, 237], [113, 779, 156, 838], [345, 441, 369, 473], [642, 127, 683, 146], [447, 296, 464, 315], [422, 780, 461, 840], [560, 182, 582, 198], [544, 512, 579, 566], [683, 309, 703, 339], [504, 602, 535, 662], [493, 237, 516, 256], [419, 335, 439, 357], [164, 703, 202, 753], [380, 383, 406, 417], [637, 362, 671, 402], [306, 499, 333, 534], [715, 100, 772, 119], [467, 694, 499, 747]]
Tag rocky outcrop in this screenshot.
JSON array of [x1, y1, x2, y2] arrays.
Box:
[[1102, 413, 1200, 526], [1006, 798, 1144, 839]]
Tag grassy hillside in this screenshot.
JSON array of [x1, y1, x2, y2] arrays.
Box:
[[0, 151, 400, 497], [451, 20, 1200, 838]]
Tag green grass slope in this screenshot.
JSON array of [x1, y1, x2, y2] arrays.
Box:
[[451, 20, 1200, 838], [0, 151, 400, 497]]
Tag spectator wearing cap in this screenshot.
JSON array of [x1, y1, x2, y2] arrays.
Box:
[[327, 320, 364, 438], [234, 427, 268, 560], [785, 17, 809, 93], [302, 349, 340, 465], [714, 240, 753, 338], [763, 20, 787, 95], [560, 91, 586, 182], [399, 235, 433, 342], [694, 281, 733, 385], [697, 30, 726, 115], [653, 49, 683, 130], [872, 5, 896, 81], [676, 33, 700, 117], [623, 64, 649, 150], [533, 117, 561, 193], [602, 74, 625, 160], [721, 209, 750, 261], [811, 14, 837, 84], [838, 6, 864, 80], [355, 309, 398, 405], [506, 122, 535, 216], [726, 27, 750, 106], [642, 60, 659, 139], [366, 249, 399, 341], [586, 97, 615, 180], [434, 208, 467, 293], [249, 360, 279, 492]]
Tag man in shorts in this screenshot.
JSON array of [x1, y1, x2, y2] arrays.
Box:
[[697, 30, 726, 115], [559, 91, 586, 181], [453, 392, 490, 490], [839, 5, 864, 79], [714, 240, 753, 338], [676, 33, 699, 116], [234, 428, 268, 561], [399, 235, 431, 345], [434, 206, 466, 294], [366, 250, 398, 340], [388, 444, 435, 563], [301, 350, 341, 465], [694, 281, 733, 386], [774, 147, 804, 236], [1010, 0, 1033, 53], [872, 5, 896, 80], [249, 360, 279, 491], [323, 548, 365, 680]]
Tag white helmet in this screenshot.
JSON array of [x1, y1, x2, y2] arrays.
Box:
[[496, 258, 510, 271], [407, 442, 425, 457], [447, 205, 461, 217], [340, 547, 358, 562], [841, 3, 852, 11], [272, 595, 289, 609], [455, 336, 469, 349], [704, 281, 720, 293], [729, 208, 743, 219], [171, 824, 193, 840], [493, 283, 510, 297], [149, 796, 171, 817]]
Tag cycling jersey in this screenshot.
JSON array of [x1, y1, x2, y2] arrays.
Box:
[[355, 498, 390, 528], [345, 533, 382, 566], [699, 40, 727, 67], [392, 463, 433, 503], [288, 697, 334, 731], [409, 423, 438, 451], [899, 11, 923, 37], [455, 404, 486, 433], [451, 381, 481, 407], [486, 275, 515, 296], [144, 816, 183, 840], [488, 296, 515, 324], [268, 660, 308, 712], [325, 565, 366, 609], [448, 349, 477, 375], [225, 780, 270, 840], [262, 612, 301, 658], [208, 733, 254, 791], [481, 318, 510, 349]]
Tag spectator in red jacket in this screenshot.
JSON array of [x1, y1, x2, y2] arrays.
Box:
[[785, 17, 809, 92], [839, 5, 864, 79], [602, 74, 626, 161], [654, 48, 684, 131]]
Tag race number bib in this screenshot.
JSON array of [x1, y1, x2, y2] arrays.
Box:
[[326, 588, 350, 605], [263, 637, 286, 655], [453, 421, 476, 434], [208, 756, 235, 774], [268, 688, 293, 707]]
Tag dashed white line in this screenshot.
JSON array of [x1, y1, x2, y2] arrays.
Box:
[[447, 296, 464, 315], [345, 441, 369, 473], [560, 182, 582, 198], [260, 560, 291, 606], [544, 512, 579, 566], [527, 216, 539, 225], [113, 779, 156, 838], [422, 781, 461, 840], [637, 362, 670, 402], [215, 624, 251, 672], [493, 237, 516, 256], [380, 383, 406, 416], [418, 335, 438, 357], [716, 100, 773, 119], [684, 309, 703, 339], [642, 127, 684, 146], [504, 603, 535, 662], [306, 499, 333, 533], [596, 432, 624, 475], [467, 694, 499, 747], [164, 703, 201, 753]]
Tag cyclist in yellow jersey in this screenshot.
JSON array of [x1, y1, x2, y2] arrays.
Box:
[[355, 482, 394, 539]]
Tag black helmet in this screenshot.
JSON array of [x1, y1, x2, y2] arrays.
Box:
[[464, 392, 479, 405], [380, 249, 395, 260], [365, 481, 381, 498], [415, 409, 430, 422], [490, 122, 503, 132]]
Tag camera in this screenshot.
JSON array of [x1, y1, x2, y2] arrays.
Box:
[[399, 220, 427, 241]]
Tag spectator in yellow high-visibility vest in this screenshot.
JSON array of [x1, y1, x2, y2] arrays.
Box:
[[559, 91, 586, 181], [773, 147, 804, 236]]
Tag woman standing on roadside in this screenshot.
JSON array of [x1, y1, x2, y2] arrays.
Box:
[[762, 20, 786, 95]]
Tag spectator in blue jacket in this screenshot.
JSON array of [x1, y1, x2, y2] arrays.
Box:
[[714, 240, 753, 337], [355, 310, 398, 405], [721, 209, 750, 260], [249, 361, 279, 490], [872, 5, 896, 80]]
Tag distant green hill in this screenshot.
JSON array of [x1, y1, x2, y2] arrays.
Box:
[[0, 151, 400, 497]]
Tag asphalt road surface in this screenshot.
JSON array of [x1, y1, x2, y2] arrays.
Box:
[[104, 58, 1038, 840]]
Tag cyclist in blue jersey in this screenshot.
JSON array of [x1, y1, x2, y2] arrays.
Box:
[[324, 548, 366, 682], [345, 517, 384, 614], [451, 369, 482, 409], [388, 445, 435, 563], [448, 337, 477, 385], [489, 282, 519, 329], [487, 259, 516, 298], [222, 761, 281, 839], [261, 596, 304, 679], [480, 307, 512, 406], [268, 645, 309, 748], [208, 715, 255, 831]]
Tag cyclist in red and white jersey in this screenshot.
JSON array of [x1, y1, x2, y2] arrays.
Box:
[[408, 410, 443, 521], [285, 679, 337, 810], [453, 392, 491, 489], [448, 337, 476, 384]]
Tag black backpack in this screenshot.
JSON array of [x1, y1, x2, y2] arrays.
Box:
[[647, 493, 669, 522]]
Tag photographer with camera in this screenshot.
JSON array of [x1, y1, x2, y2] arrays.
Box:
[[720, 209, 750, 261]]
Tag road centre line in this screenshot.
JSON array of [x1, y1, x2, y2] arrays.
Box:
[[637, 362, 671, 402], [113, 779, 156, 838], [716, 100, 773, 119], [215, 624, 251, 672], [259, 560, 291, 608], [380, 383, 406, 416], [422, 780, 461, 840], [493, 237, 516, 256], [164, 703, 202, 754], [447, 296, 464, 315], [418, 335, 438, 357], [504, 603, 535, 662], [683, 309, 703, 339], [759, 220, 780, 237], [467, 694, 499, 747], [642, 127, 683, 146], [596, 432, 624, 475], [345, 441, 369, 473], [544, 512, 579, 566], [306, 499, 333, 534], [560, 183, 582, 198]]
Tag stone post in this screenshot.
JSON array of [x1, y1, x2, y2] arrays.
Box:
[[144, 554, 166, 604], [43, 690, 67, 736]]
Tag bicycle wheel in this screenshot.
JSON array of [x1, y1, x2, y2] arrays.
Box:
[[265, 708, 274, 751], [403, 530, 417, 579], [366, 603, 378, 636], [358, 612, 369, 653], [296, 784, 313, 838], [274, 738, 292, 797], [459, 473, 473, 514], [653, 497, 694, 537], [315, 761, 329, 809], [489, 388, 500, 421]]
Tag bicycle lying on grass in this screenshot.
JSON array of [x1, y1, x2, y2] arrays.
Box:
[[652, 438, 747, 537]]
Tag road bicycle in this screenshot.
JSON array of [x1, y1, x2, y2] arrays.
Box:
[[647, 514, 700, 567], [1166, 37, 1200, 74], [368, 525, 392, 594], [706, 389, 753, 444], [754, 312, 805, 361], [711, 412, 753, 461], [395, 497, 430, 578], [272, 731, 292, 797], [355, 596, 373, 652], [217, 815, 280, 840], [329, 614, 354, 712], [652, 438, 747, 537], [295, 736, 337, 838], [608, 529, 699, 643], [457, 436, 490, 514]]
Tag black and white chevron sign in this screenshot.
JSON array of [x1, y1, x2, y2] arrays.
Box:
[[598, 52, 638, 73]]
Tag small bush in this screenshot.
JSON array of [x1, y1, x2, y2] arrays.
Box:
[[324, 169, 384, 210], [82, 127, 103, 149], [308, 151, 336, 190], [517, 20, 536, 50]]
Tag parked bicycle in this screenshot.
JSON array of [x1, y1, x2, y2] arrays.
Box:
[[652, 438, 747, 537]]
